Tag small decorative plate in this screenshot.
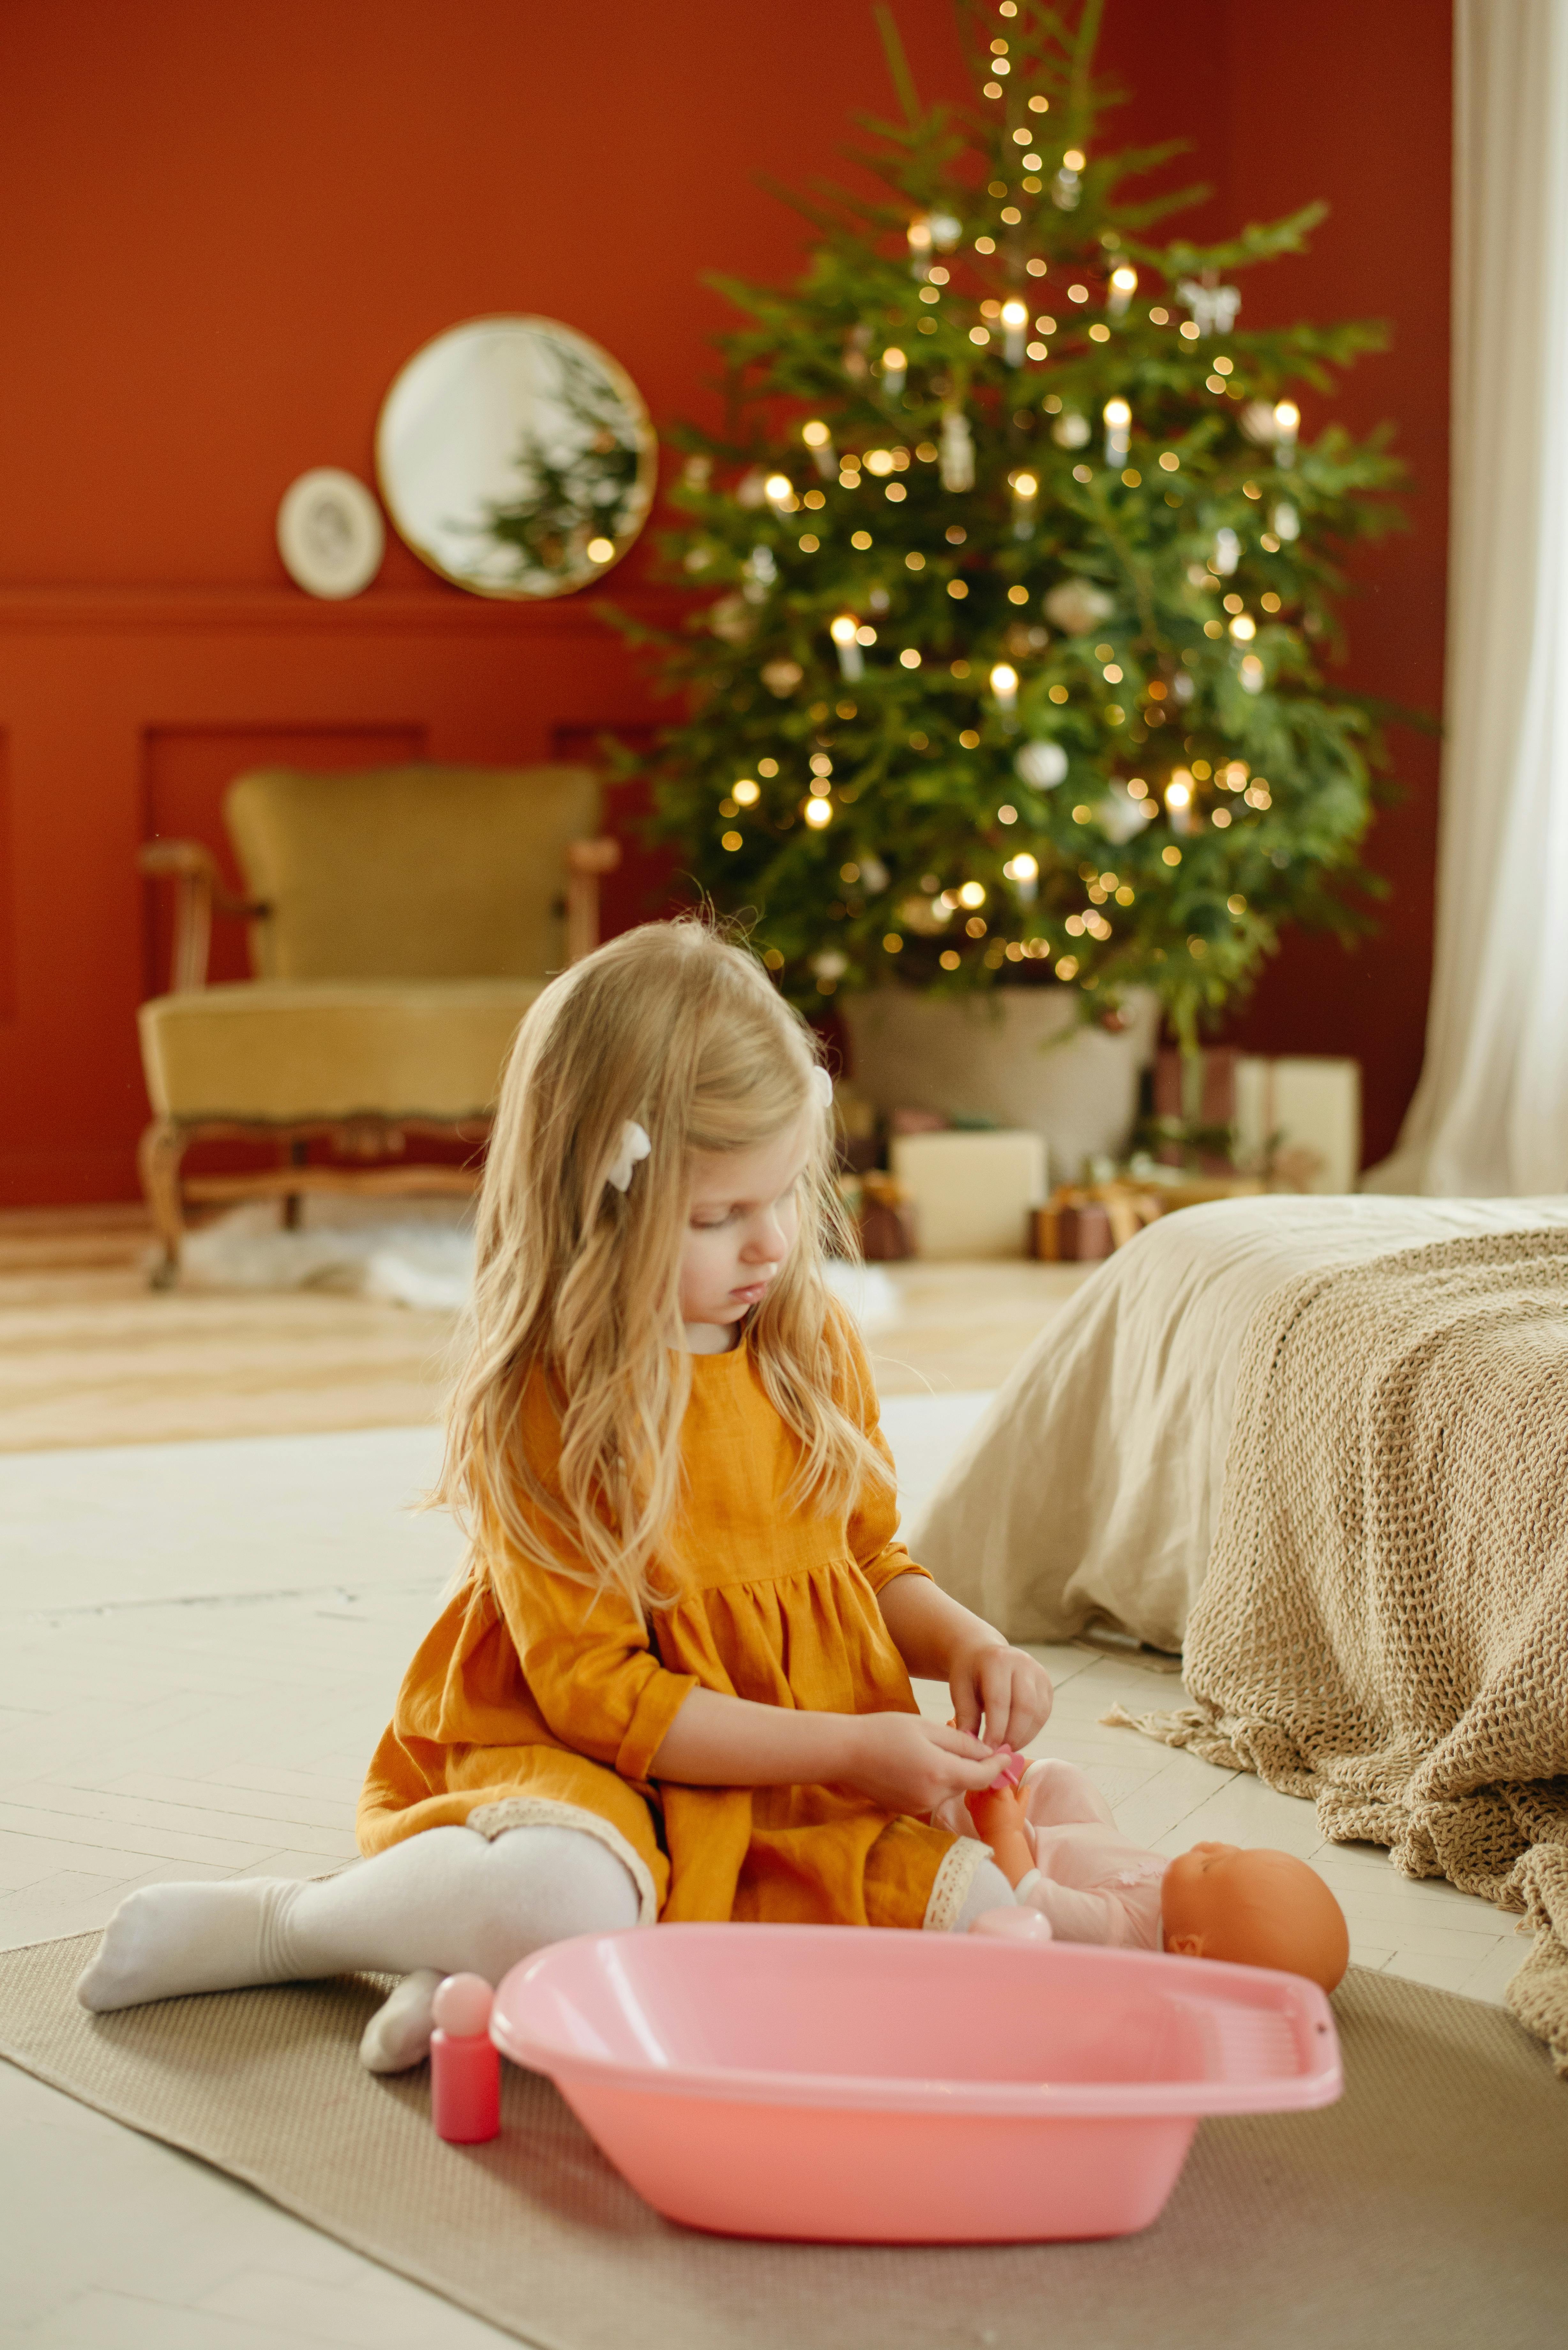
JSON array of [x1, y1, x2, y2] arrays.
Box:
[[276, 468, 385, 599]]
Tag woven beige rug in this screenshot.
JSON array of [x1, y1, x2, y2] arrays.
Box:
[[3, 1936, 1566, 2350]]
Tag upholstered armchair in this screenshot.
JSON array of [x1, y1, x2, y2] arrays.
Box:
[[136, 763, 619, 1285]]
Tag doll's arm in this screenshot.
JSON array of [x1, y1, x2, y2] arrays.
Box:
[[965, 1782, 1036, 1888]]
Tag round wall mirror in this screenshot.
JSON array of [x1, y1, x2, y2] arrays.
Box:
[[376, 316, 657, 599]]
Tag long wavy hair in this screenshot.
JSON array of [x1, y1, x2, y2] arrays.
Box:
[[438, 919, 885, 1616]]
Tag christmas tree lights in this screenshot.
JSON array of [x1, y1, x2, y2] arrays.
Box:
[[613, 0, 1406, 1053]]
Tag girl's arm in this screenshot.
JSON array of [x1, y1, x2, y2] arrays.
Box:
[[649, 1686, 1005, 1814], [832, 1323, 1052, 1753], [876, 1572, 1054, 1750]]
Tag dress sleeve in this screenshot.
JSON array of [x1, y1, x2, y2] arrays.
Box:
[[484, 1376, 698, 1781], [490, 1552, 698, 1782], [835, 1309, 933, 1596]]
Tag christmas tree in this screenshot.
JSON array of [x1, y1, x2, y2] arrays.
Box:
[[614, 0, 1405, 1058]]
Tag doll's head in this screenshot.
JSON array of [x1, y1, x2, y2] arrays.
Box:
[[1161, 1844, 1349, 1991], [442, 919, 884, 1611]]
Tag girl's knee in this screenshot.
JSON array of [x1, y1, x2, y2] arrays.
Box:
[[484, 1823, 642, 1948]]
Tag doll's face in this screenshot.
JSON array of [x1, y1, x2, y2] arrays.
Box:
[[1160, 1842, 1246, 1945], [1161, 1844, 1349, 1992]]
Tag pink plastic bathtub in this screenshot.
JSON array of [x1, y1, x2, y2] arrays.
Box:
[[491, 1925, 1341, 2243]]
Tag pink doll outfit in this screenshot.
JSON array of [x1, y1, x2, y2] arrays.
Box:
[[933, 1757, 1167, 1950]]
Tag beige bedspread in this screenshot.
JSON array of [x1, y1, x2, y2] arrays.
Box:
[[912, 1194, 1568, 1653], [1121, 1229, 1568, 2073]]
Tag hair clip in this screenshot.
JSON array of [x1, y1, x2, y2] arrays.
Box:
[[606, 1119, 652, 1193], [810, 1067, 833, 1109]]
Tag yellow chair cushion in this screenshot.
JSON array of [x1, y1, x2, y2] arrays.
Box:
[[224, 764, 600, 981], [139, 980, 543, 1123]]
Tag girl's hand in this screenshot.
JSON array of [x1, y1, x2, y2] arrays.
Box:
[[950, 1642, 1054, 1752], [842, 1714, 1003, 1813]]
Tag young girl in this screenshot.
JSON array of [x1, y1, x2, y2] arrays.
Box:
[[79, 921, 1053, 2068]]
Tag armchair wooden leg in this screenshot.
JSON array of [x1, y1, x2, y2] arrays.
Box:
[[138, 1118, 187, 1289], [283, 1137, 308, 1230], [565, 836, 622, 964]]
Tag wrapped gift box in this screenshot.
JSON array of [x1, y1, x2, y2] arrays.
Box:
[[888, 1129, 1046, 1260], [1153, 1050, 1361, 1193], [1035, 1173, 1266, 1262], [1233, 1056, 1361, 1194]]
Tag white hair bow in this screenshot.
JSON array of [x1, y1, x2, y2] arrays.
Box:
[[606, 1120, 652, 1193], [810, 1067, 833, 1109]]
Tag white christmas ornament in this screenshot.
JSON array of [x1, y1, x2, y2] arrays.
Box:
[[1015, 739, 1068, 789], [939, 410, 975, 492], [858, 852, 890, 893], [1212, 527, 1240, 577], [1050, 411, 1091, 450], [811, 950, 848, 982], [742, 545, 777, 603], [1240, 400, 1281, 448], [1273, 500, 1300, 542], [735, 469, 769, 508], [709, 595, 754, 644], [761, 658, 803, 697], [1096, 784, 1156, 845], [1043, 578, 1113, 634], [929, 211, 962, 251], [1177, 278, 1241, 337]]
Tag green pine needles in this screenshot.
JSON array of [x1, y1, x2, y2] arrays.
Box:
[[613, 0, 1406, 1048]]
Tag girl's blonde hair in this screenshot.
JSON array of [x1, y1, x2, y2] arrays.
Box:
[[439, 918, 885, 1614]]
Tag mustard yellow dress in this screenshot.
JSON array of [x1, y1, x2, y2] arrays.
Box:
[[357, 1323, 976, 1931]]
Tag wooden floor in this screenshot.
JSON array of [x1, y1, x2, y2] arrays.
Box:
[[0, 1207, 457, 1452], [0, 1206, 1091, 1451]]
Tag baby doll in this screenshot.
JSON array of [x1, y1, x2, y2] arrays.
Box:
[[934, 1756, 1348, 1993]]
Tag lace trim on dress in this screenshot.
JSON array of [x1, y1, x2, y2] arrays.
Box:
[[922, 1833, 991, 1933], [466, 1796, 660, 1925]]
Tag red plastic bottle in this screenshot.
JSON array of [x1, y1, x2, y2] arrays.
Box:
[[430, 1973, 501, 2144]]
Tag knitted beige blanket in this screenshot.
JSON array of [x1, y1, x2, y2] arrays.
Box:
[[1119, 1229, 1568, 2074]]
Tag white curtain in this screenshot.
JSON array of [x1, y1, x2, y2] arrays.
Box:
[[1368, 0, 1568, 1195]]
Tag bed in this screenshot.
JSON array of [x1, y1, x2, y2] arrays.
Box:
[[911, 1191, 1568, 2073], [909, 1192, 1568, 1655]]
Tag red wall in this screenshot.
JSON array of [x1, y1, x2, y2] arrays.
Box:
[[0, 0, 1449, 1201]]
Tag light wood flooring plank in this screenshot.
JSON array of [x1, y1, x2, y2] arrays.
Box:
[[0, 1206, 1090, 1447]]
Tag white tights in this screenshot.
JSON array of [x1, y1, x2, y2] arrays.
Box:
[[76, 1824, 642, 2069], [75, 1824, 1017, 2072]]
